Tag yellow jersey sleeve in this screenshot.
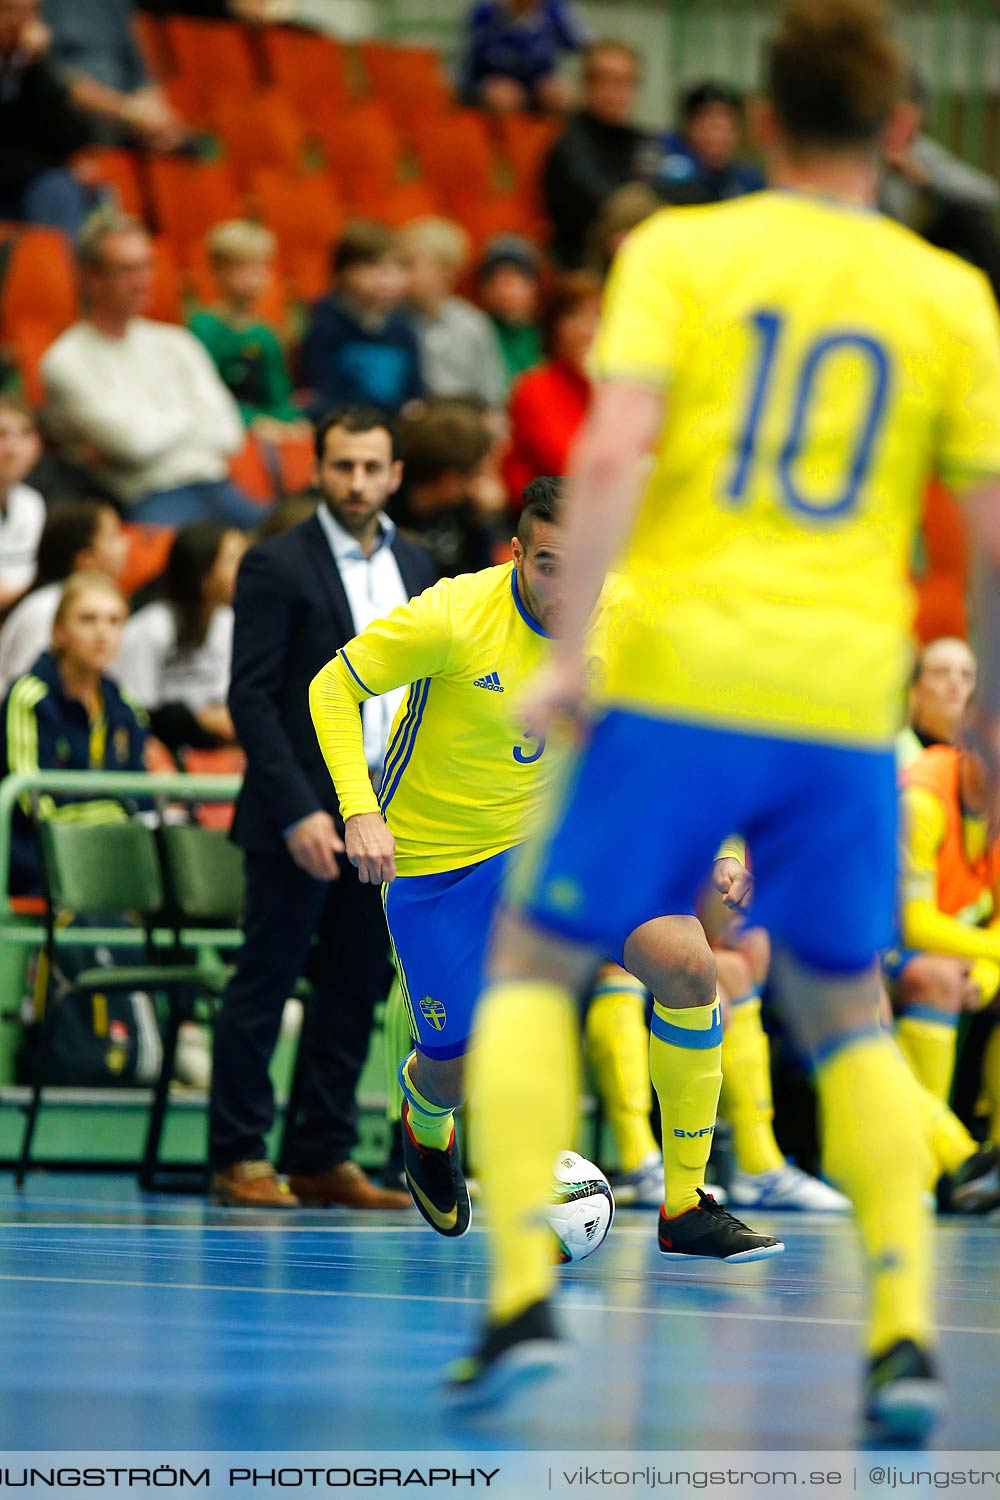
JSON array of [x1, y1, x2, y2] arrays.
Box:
[[309, 582, 456, 823], [900, 783, 1000, 962], [937, 266, 1000, 488], [590, 214, 684, 388]]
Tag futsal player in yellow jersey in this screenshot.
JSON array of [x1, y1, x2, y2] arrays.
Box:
[[449, 0, 1000, 1440], [311, 477, 780, 1259]]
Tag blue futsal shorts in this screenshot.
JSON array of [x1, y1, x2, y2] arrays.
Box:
[[382, 849, 512, 1060], [513, 709, 899, 977]]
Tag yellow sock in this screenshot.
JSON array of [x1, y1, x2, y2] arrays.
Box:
[[400, 1052, 455, 1151], [383, 976, 413, 1127], [897, 1052, 977, 1178], [982, 1023, 1000, 1146], [585, 970, 657, 1173], [896, 1007, 959, 1102], [649, 994, 723, 1217], [816, 1030, 934, 1355], [720, 992, 786, 1176], [468, 979, 579, 1322]]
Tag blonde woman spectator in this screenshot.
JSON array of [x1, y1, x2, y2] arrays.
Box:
[[0, 397, 46, 611], [114, 521, 246, 752], [588, 181, 660, 278], [0, 499, 127, 695], [189, 221, 310, 446], [401, 217, 507, 409]]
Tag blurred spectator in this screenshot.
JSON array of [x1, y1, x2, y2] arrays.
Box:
[[401, 218, 507, 409], [476, 235, 543, 387], [883, 71, 1000, 305], [392, 399, 501, 576], [0, 0, 95, 237], [589, 181, 660, 278], [0, 397, 46, 612], [189, 221, 309, 446], [138, 0, 291, 16], [503, 273, 600, 505], [253, 495, 318, 542], [1, 571, 143, 895], [462, 0, 587, 114], [44, 0, 188, 151], [543, 39, 653, 270], [113, 521, 245, 753], [0, 499, 127, 694], [42, 208, 257, 529], [300, 222, 424, 419], [656, 82, 764, 205]]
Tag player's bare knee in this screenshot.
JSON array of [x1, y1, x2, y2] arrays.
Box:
[[715, 947, 753, 1004], [624, 915, 716, 1009], [898, 956, 963, 1016]]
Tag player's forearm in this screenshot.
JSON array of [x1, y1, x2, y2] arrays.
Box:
[[309, 656, 380, 820], [902, 897, 1000, 963]]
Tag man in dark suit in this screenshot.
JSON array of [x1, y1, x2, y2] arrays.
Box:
[[210, 405, 438, 1208]]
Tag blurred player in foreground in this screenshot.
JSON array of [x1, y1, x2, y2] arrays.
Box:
[[449, 0, 1000, 1440], [310, 477, 781, 1260]]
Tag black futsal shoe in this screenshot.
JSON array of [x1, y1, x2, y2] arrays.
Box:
[[441, 1299, 566, 1411], [863, 1339, 944, 1445], [401, 1101, 472, 1237], [658, 1189, 785, 1262], [938, 1144, 1000, 1215]]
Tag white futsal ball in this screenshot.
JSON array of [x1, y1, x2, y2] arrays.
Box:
[[547, 1150, 615, 1264]]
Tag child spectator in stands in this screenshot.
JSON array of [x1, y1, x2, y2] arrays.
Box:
[[42, 208, 257, 529], [0, 499, 127, 694], [114, 521, 245, 754], [476, 235, 543, 389], [462, 0, 588, 113], [1, 570, 143, 895], [0, 397, 46, 613], [391, 399, 503, 576], [502, 272, 600, 507], [0, 0, 95, 236], [401, 218, 507, 410], [588, 181, 659, 278], [656, 82, 764, 206], [189, 221, 310, 448], [299, 222, 424, 419]]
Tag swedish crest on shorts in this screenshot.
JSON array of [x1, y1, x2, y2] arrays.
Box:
[[419, 995, 447, 1031]]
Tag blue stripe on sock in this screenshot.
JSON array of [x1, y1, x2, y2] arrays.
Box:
[[813, 1024, 883, 1068], [900, 1004, 959, 1030], [398, 1056, 454, 1116], [650, 1009, 723, 1050]]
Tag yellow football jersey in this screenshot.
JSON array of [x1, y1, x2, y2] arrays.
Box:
[[311, 563, 610, 876], [592, 191, 1000, 745]]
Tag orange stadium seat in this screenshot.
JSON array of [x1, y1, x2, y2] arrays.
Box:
[[260, 25, 350, 116], [214, 90, 307, 189], [251, 170, 342, 301], [377, 180, 440, 226], [458, 191, 541, 248], [73, 148, 145, 217], [914, 478, 969, 643], [0, 228, 77, 339], [7, 320, 58, 407], [313, 101, 402, 206], [359, 41, 453, 129], [120, 524, 175, 596], [133, 10, 172, 80], [496, 113, 559, 194], [162, 17, 260, 119], [147, 158, 244, 263], [146, 237, 184, 323], [410, 111, 496, 200], [276, 432, 316, 495], [181, 747, 246, 830], [229, 435, 277, 504]]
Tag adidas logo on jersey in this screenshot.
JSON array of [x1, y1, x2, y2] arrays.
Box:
[[473, 672, 504, 693]]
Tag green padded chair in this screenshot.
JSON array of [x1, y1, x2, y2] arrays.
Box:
[[17, 815, 214, 1187]]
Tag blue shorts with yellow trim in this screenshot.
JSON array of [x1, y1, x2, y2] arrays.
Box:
[[515, 709, 898, 976], [383, 849, 511, 1060]]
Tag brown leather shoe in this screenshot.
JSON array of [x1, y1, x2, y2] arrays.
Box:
[[288, 1159, 413, 1210], [211, 1160, 300, 1208]]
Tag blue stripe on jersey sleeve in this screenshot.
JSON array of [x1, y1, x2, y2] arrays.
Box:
[[339, 649, 377, 697]]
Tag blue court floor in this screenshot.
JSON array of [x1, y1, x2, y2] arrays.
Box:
[[0, 1175, 998, 1453]]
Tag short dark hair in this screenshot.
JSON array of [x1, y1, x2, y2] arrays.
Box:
[[34, 499, 109, 591], [397, 400, 491, 487], [333, 220, 398, 276], [518, 476, 564, 544], [681, 81, 745, 124], [767, 0, 904, 149], [315, 405, 397, 462]]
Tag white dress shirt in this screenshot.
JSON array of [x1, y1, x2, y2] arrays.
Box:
[[0, 484, 45, 596], [317, 505, 408, 774], [113, 601, 234, 711]]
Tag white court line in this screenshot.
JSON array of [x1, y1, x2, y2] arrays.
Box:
[[0, 1270, 997, 1338]]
